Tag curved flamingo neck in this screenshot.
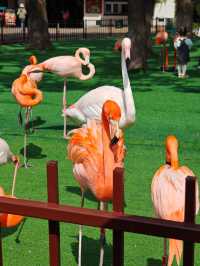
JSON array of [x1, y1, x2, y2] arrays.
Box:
[[75, 48, 86, 65], [121, 45, 135, 125], [166, 148, 179, 169], [101, 111, 114, 199]]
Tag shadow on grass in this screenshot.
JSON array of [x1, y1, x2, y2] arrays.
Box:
[[65, 186, 127, 207], [19, 143, 47, 159], [27, 116, 46, 129], [65, 186, 97, 203], [36, 124, 76, 131], [146, 258, 162, 266], [71, 235, 112, 266]]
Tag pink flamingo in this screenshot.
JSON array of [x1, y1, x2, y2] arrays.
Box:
[[23, 49, 95, 138], [67, 100, 125, 266], [63, 38, 135, 129], [151, 135, 199, 266]]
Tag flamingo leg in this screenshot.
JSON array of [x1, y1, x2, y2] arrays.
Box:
[[15, 218, 27, 243], [11, 161, 19, 197], [23, 107, 31, 168], [162, 238, 168, 266], [99, 201, 108, 266], [78, 191, 85, 266], [63, 78, 67, 139]]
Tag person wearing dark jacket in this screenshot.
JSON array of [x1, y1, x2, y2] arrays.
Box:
[[174, 28, 193, 78]]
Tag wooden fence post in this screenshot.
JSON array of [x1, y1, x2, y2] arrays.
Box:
[[113, 167, 124, 266], [0, 227, 3, 266], [183, 176, 196, 266], [47, 161, 61, 266]]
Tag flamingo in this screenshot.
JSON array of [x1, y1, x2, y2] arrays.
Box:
[[155, 30, 169, 71], [151, 135, 199, 266], [12, 74, 43, 168], [25, 48, 95, 138], [67, 100, 125, 266], [63, 37, 135, 129]]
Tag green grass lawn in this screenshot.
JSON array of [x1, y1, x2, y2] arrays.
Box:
[[0, 37, 200, 265]]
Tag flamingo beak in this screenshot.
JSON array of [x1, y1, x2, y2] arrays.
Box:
[[124, 45, 131, 60], [110, 120, 120, 145]]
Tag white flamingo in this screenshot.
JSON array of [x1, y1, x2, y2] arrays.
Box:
[[63, 38, 136, 128]]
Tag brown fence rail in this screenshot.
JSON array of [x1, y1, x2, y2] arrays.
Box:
[[0, 161, 198, 266]]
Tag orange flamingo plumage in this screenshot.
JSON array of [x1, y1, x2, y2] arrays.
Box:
[[12, 74, 43, 167], [67, 100, 125, 266], [155, 29, 168, 45], [0, 188, 24, 228], [151, 135, 199, 266]]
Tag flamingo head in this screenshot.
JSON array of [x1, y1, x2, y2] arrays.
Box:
[[165, 135, 179, 169], [22, 55, 44, 83], [121, 37, 131, 60], [102, 100, 121, 145], [79, 48, 90, 65]]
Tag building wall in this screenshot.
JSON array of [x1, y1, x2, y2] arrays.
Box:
[[153, 0, 175, 19]]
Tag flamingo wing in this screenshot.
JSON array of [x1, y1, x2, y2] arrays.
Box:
[[67, 86, 127, 127], [67, 119, 103, 193], [151, 165, 199, 220]]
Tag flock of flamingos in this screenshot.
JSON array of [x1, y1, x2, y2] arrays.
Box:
[[0, 36, 199, 266]]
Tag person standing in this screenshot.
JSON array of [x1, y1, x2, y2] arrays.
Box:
[[17, 3, 27, 29], [174, 27, 193, 78]]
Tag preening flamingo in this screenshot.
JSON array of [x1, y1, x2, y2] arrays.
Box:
[[67, 100, 126, 266], [63, 37, 135, 129], [27, 49, 95, 138], [12, 74, 43, 168], [151, 135, 199, 266]]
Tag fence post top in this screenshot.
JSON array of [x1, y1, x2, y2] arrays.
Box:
[[47, 160, 58, 166]]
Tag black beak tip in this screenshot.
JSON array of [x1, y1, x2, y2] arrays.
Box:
[[110, 136, 119, 146]]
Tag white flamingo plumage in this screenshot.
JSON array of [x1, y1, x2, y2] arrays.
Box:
[[63, 38, 136, 129]]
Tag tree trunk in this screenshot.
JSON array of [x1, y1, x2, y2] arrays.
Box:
[[176, 0, 194, 34], [26, 0, 51, 50], [128, 0, 155, 70]]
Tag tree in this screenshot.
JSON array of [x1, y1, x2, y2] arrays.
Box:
[[26, 0, 51, 50], [175, 0, 194, 33], [128, 0, 155, 70]]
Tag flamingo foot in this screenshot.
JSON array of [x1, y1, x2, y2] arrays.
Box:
[[22, 161, 32, 168]]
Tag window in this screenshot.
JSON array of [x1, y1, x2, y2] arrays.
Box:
[[113, 4, 118, 14], [104, 1, 128, 16], [121, 4, 128, 15], [105, 3, 112, 14]]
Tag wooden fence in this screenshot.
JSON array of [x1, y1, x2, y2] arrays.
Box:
[[0, 160, 198, 266]]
